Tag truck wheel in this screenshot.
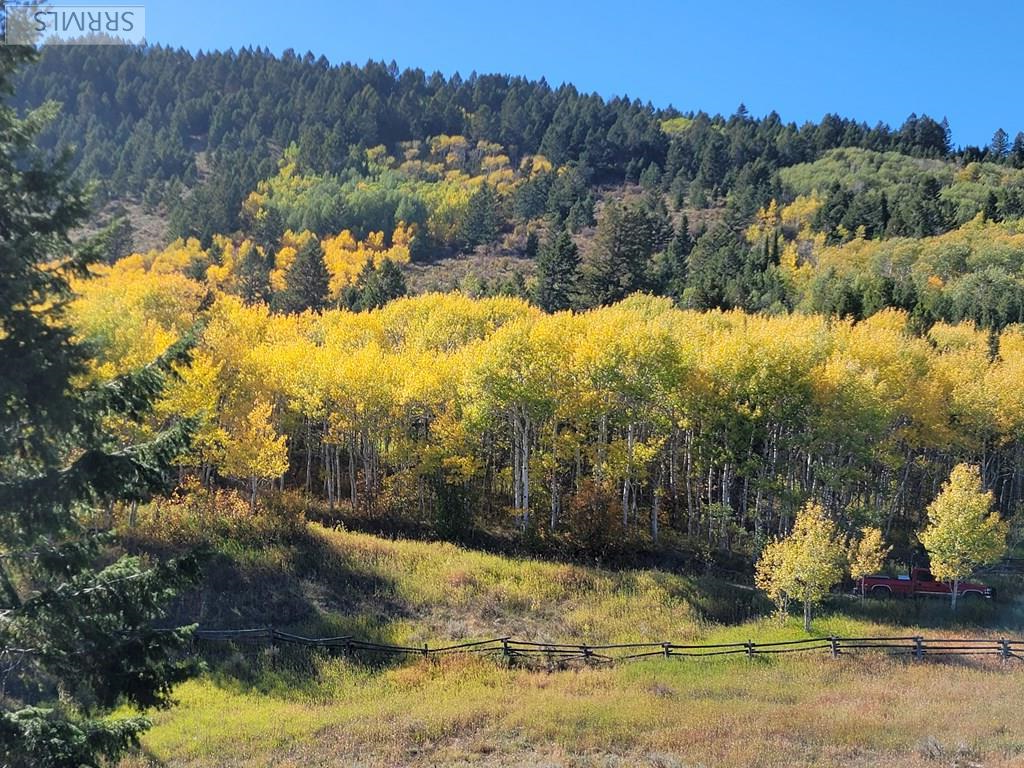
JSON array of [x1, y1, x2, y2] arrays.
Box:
[[870, 586, 891, 599]]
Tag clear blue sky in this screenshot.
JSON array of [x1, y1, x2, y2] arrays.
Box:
[[142, 0, 1019, 148]]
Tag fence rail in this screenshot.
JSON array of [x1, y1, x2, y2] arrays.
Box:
[[193, 628, 1024, 668]]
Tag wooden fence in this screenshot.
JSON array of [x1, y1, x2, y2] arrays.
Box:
[[193, 628, 1024, 667]]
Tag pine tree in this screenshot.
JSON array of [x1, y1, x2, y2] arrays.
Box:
[[345, 257, 408, 311], [662, 214, 693, 300], [236, 244, 272, 305], [983, 191, 999, 223], [0, 45, 200, 767], [1011, 132, 1024, 169], [524, 230, 539, 259], [580, 203, 658, 306], [533, 228, 580, 312], [566, 192, 596, 233], [274, 237, 329, 313], [990, 127, 1010, 160], [460, 182, 502, 250]]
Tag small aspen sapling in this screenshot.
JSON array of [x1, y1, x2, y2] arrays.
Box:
[[754, 502, 848, 632], [849, 527, 891, 597]]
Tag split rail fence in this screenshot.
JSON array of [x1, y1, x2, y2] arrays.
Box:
[[194, 628, 1024, 667]]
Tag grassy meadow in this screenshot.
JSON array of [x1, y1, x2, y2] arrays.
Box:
[[118, 521, 1024, 768]]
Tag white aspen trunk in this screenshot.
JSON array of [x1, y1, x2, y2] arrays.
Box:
[[651, 460, 663, 543], [622, 422, 634, 527], [324, 442, 334, 512], [521, 411, 530, 530], [304, 419, 313, 493], [669, 428, 678, 524], [512, 412, 521, 514], [685, 430, 695, 537], [550, 421, 559, 531], [348, 439, 357, 511], [550, 472, 558, 531], [362, 431, 372, 507], [951, 577, 959, 611]]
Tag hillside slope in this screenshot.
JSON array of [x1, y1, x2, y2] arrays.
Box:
[[119, 521, 1024, 768]]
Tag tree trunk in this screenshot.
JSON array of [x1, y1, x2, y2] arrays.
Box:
[[951, 577, 959, 611], [803, 596, 812, 632]]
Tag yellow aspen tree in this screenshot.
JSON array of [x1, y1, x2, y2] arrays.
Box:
[[919, 463, 1007, 610], [754, 501, 847, 631], [222, 400, 289, 509], [848, 527, 891, 597]]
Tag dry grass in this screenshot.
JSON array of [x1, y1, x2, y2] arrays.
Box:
[[123, 652, 1024, 768], [119, 523, 1024, 767], [264, 523, 816, 647]]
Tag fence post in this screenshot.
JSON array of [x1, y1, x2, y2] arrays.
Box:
[[999, 638, 1010, 664], [829, 635, 840, 658], [745, 639, 755, 659], [582, 644, 592, 664], [501, 638, 510, 663], [662, 642, 670, 658], [422, 643, 429, 658], [914, 636, 924, 661]]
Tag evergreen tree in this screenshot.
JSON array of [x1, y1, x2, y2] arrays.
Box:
[[580, 203, 659, 305], [533, 228, 580, 312], [990, 127, 1010, 161], [1011, 132, 1024, 169], [0, 45, 200, 767], [236, 244, 273, 305], [460, 182, 502, 250], [983, 191, 999, 222], [274, 237, 329, 313], [105, 215, 135, 263], [683, 222, 746, 309], [565, 192, 596, 233], [524, 230, 540, 259], [344, 257, 408, 311], [654, 215, 693, 300]]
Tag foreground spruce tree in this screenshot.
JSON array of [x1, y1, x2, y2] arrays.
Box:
[[0, 45, 200, 767]]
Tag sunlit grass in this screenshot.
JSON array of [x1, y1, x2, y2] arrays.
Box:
[[127, 653, 1024, 768], [121, 523, 1024, 767]]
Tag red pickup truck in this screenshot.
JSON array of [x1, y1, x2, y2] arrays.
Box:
[[860, 568, 993, 600]]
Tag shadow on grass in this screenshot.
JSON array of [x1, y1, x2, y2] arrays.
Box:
[[153, 524, 425, 689], [819, 582, 1024, 632], [682, 575, 773, 625]]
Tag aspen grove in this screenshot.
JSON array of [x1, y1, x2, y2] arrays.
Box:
[[68, 247, 1024, 561]]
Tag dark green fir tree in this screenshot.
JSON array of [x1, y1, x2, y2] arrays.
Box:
[[274, 237, 330, 313], [343, 257, 408, 311], [0, 45, 201, 768], [534, 228, 580, 312]]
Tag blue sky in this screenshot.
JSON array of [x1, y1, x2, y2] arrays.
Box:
[[143, 0, 1019, 148]]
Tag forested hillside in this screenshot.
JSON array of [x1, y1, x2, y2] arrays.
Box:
[[7, 42, 1021, 568], [16, 45, 1024, 328]]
